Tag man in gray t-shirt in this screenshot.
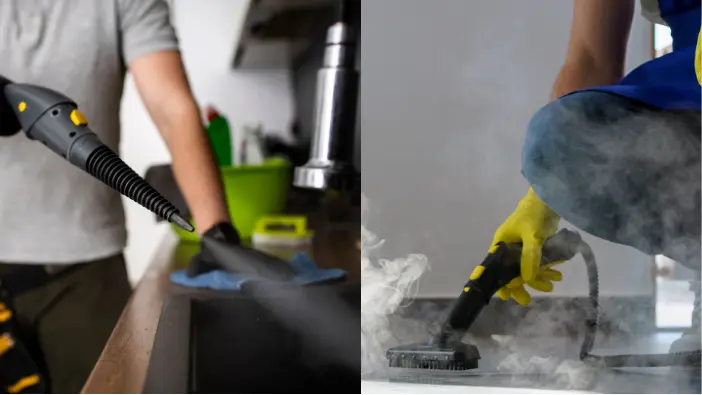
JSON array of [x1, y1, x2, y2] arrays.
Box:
[[0, 0, 230, 392]]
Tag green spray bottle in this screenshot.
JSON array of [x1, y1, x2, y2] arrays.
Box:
[[205, 106, 232, 167]]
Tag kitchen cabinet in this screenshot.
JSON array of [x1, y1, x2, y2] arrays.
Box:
[[233, 0, 335, 69]]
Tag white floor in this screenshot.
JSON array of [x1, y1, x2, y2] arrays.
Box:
[[363, 332, 690, 393], [361, 381, 588, 394]]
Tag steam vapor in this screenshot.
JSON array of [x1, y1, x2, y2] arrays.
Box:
[[361, 194, 430, 376]]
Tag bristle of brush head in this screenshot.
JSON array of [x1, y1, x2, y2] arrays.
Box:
[[387, 357, 474, 371], [386, 342, 480, 371]]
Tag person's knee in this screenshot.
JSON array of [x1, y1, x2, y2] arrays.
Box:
[[521, 102, 557, 185], [522, 99, 572, 188], [520, 92, 701, 260]]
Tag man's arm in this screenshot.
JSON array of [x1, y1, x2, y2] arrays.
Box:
[[551, 0, 635, 100], [130, 51, 230, 233], [116, 0, 228, 233]]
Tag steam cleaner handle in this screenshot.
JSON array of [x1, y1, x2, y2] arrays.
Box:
[[0, 76, 20, 137], [440, 229, 582, 338], [1, 80, 193, 232]]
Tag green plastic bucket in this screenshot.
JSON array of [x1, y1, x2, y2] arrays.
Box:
[[171, 158, 291, 243]]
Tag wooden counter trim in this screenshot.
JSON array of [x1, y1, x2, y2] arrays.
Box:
[[81, 235, 177, 394]]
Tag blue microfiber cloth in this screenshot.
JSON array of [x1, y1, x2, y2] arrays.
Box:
[[170, 252, 346, 291]]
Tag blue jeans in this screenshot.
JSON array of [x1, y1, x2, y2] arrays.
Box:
[[522, 91, 701, 270]]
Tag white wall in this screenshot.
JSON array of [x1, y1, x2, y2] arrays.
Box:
[[362, 0, 655, 297], [120, 0, 294, 284]]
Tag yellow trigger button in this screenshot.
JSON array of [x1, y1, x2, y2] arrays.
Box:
[[70, 109, 88, 126], [18, 102, 27, 112], [469, 265, 485, 281]]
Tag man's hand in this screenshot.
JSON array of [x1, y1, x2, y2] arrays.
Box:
[[490, 188, 561, 304], [129, 50, 230, 233], [187, 222, 241, 277], [496, 262, 564, 306]]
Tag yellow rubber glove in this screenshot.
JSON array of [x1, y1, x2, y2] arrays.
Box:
[[489, 188, 561, 305], [496, 264, 563, 305], [695, 28, 701, 85]]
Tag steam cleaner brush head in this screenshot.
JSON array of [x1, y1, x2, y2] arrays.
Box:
[[386, 341, 480, 371]]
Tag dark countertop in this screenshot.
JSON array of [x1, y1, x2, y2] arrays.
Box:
[[81, 215, 359, 394]]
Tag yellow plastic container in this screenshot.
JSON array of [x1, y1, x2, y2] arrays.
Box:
[[252, 215, 314, 246], [251, 216, 315, 261], [172, 157, 291, 243]]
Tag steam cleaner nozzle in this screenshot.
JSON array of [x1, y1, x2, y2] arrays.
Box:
[[84, 145, 194, 232], [2, 81, 194, 232]]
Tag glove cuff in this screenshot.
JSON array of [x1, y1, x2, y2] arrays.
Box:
[[522, 188, 560, 220], [202, 221, 241, 245]]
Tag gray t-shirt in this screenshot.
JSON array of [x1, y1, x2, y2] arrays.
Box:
[[0, 0, 179, 263]]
